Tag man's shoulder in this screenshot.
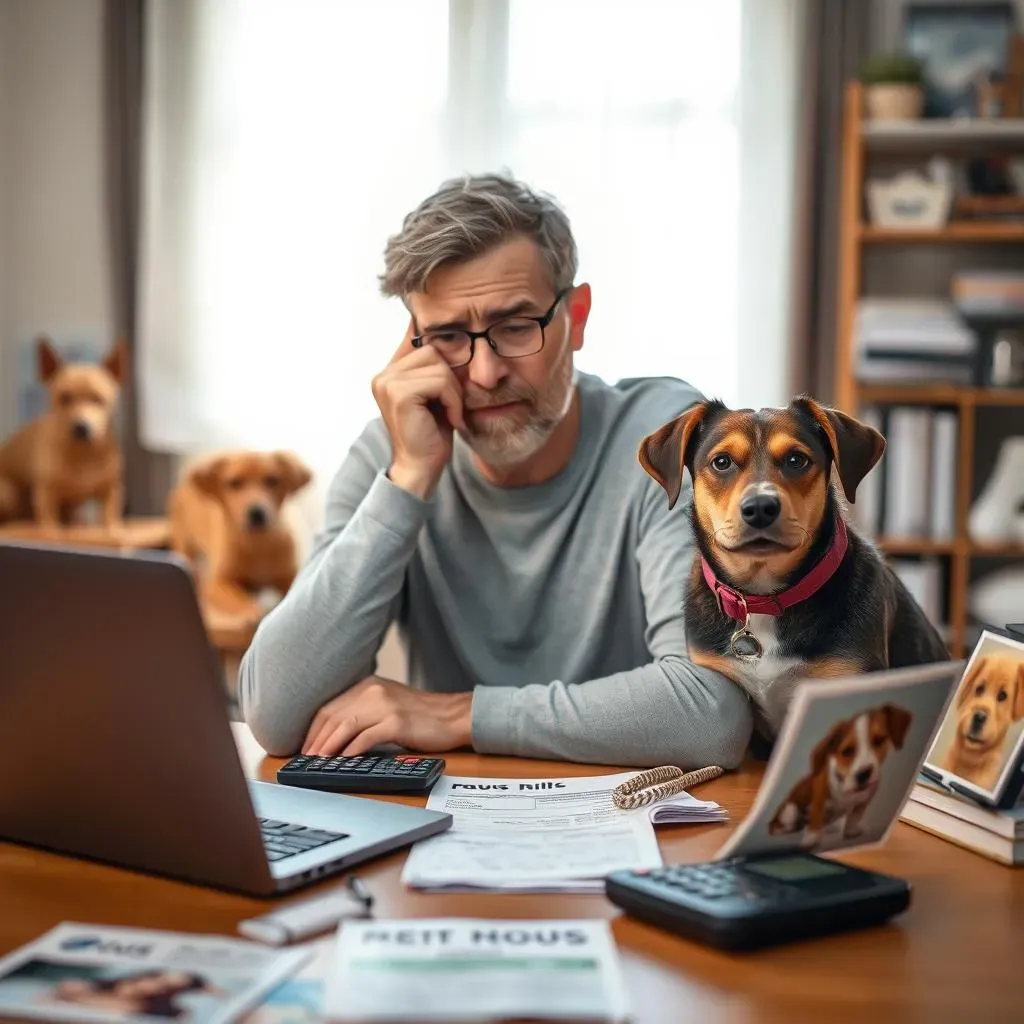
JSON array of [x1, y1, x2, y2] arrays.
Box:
[[579, 371, 706, 439]]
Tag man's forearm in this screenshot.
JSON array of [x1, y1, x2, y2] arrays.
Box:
[[469, 658, 753, 768], [238, 472, 428, 755]]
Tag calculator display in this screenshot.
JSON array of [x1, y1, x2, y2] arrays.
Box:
[[743, 856, 847, 882]]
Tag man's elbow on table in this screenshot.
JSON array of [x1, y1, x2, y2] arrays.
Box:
[[236, 647, 307, 758]]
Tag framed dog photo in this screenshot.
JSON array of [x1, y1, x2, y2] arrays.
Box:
[[924, 628, 1024, 810], [715, 660, 964, 862]]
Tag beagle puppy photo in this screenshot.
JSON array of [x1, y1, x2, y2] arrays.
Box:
[[638, 394, 950, 741], [714, 661, 960, 862], [927, 631, 1024, 796], [768, 703, 912, 847]]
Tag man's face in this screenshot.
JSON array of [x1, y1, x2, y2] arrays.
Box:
[[407, 236, 587, 468]]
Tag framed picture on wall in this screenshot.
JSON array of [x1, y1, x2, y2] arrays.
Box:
[[905, 3, 1018, 118]]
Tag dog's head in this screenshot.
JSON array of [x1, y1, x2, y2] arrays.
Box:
[[38, 336, 127, 446], [637, 395, 885, 589], [188, 450, 312, 533], [952, 653, 1024, 758], [811, 703, 912, 797]]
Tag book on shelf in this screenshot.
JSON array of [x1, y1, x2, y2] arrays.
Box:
[[854, 404, 957, 547], [899, 778, 1024, 867]]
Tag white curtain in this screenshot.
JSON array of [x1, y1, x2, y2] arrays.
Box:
[[139, 0, 804, 503]]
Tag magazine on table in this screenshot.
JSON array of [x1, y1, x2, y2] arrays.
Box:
[[0, 923, 310, 1024]]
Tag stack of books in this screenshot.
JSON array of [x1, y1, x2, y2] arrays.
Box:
[[900, 778, 1024, 866]]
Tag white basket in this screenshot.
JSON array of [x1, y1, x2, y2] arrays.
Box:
[[866, 171, 952, 229]]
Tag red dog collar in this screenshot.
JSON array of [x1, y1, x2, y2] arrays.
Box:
[[700, 516, 849, 621]]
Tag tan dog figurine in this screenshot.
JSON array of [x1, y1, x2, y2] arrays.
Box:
[[169, 450, 313, 621], [940, 654, 1024, 792], [0, 336, 126, 528]]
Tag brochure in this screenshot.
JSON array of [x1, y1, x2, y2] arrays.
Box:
[[715, 660, 964, 860], [322, 919, 630, 1023], [0, 923, 311, 1024]]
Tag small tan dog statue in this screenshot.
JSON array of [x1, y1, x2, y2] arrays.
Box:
[[0, 336, 126, 528]]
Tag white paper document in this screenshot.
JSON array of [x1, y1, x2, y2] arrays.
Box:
[[401, 771, 721, 892], [323, 919, 630, 1023], [0, 922, 310, 1024]]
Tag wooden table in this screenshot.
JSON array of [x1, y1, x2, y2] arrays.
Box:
[[2, 726, 1022, 1023]]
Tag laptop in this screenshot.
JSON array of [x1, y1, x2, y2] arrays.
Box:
[[0, 541, 452, 897]]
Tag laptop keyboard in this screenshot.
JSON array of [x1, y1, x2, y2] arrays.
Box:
[[259, 817, 349, 862]]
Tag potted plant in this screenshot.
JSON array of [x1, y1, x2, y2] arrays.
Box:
[[861, 52, 925, 121]]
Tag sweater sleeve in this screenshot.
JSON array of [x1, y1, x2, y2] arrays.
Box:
[[469, 476, 754, 769], [237, 424, 430, 755]]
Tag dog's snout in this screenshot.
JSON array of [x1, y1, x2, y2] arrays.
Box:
[[70, 421, 91, 441], [971, 709, 988, 733], [854, 767, 874, 789], [740, 491, 781, 528], [247, 505, 268, 529]]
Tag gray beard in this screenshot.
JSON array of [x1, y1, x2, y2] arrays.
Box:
[[463, 352, 575, 469]]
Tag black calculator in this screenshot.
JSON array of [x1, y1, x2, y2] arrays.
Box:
[[276, 754, 445, 794], [605, 853, 911, 951]]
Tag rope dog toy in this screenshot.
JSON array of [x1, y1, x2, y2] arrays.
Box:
[[612, 764, 725, 809]]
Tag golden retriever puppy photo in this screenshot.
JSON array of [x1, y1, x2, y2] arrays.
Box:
[[937, 651, 1024, 793]]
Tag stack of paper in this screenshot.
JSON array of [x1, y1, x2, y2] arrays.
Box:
[[323, 919, 630, 1023], [401, 771, 727, 893]]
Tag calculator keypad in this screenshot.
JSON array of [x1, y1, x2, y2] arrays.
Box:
[[281, 755, 439, 776], [639, 865, 790, 905], [277, 753, 444, 793]]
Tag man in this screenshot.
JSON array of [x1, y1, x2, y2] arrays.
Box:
[[238, 173, 752, 767]]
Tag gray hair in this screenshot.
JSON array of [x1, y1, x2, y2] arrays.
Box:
[[379, 172, 578, 299]]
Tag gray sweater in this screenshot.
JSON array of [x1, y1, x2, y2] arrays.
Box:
[[238, 371, 753, 767]]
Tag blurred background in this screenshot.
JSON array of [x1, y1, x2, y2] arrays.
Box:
[[1, 0, 1024, 676]]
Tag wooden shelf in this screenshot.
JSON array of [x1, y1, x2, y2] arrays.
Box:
[[860, 223, 1024, 243], [877, 538, 955, 556], [862, 116, 1024, 152], [875, 537, 1024, 558], [835, 81, 1024, 656], [0, 516, 171, 550], [856, 384, 1024, 406]]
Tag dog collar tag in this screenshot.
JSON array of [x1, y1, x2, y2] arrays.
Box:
[[729, 625, 763, 662]]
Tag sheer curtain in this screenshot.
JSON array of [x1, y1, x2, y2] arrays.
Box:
[[138, 0, 802, 504]]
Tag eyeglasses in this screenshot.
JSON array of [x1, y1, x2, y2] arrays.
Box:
[[410, 289, 570, 368]]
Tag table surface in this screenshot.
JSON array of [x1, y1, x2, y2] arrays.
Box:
[[2, 725, 1023, 1023]]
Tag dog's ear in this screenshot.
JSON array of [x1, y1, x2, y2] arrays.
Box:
[[36, 336, 62, 382], [273, 451, 312, 494], [810, 720, 847, 774], [1013, 663, 1024, 722], [882, 703, 913, 749], [958, 657, 989, 707], [102, 340, 128, 384], [637, 400, 713, 510], [188, 455, 227, 497], [792, 395, 886, 504]]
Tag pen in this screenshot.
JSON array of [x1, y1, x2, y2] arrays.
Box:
[[918, 765, 946, 786]]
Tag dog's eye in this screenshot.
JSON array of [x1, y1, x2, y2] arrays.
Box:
[[710, 454, 733, 472], [226, 477, 245, 490], [264, 475, 280, 489], [872, 735, 886, 748], [58, 393, 73, 407], [783, 451, 809, 471], [998, 689, 1008, 702], [975, 683, 985, 696], [841, 745, 856, 758]]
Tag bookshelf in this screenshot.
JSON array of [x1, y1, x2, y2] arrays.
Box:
[[834, 81, 1024, 658]]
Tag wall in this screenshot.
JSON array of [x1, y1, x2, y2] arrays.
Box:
[[0, 0, 113, 440]]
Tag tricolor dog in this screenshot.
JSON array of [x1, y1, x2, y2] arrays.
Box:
[[768, 703, 913, 846], [638, 396, 948, 741]]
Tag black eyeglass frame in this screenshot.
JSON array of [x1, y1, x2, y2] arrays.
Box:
[[410, 287, 572, 367]]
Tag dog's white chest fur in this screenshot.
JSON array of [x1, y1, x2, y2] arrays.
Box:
[[731, 613, 809, 735]]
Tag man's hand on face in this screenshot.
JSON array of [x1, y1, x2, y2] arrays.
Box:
[[371, 321, 466, 501], [301, 676, 473, 757]]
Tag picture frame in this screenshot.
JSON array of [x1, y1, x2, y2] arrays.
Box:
[[904, 3, 1018, 119], [923, 627, 1024, 810]]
